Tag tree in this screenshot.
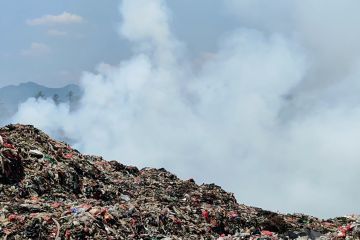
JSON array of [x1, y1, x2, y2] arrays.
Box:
[[52, 94, 60, 105], [35, 91, 45, 100], [67, 90, 73, 103]]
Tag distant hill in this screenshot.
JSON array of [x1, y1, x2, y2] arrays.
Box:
[[0, 81, 81, 120]]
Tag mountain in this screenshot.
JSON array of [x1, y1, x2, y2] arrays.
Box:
[[0, 82, 81, 120], [0, 124, 359, 239]]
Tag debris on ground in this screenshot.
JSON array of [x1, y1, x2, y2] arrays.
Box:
[[0, 124, 359, 239]]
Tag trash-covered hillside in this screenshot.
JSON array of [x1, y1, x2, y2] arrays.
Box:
[[0, 124, 359, 239]]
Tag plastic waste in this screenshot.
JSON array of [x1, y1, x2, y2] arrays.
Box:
[[0, 124, 359, 240]]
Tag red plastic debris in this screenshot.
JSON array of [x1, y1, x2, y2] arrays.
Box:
[[104, 212, 114, 222], [8, 214, 18, 222], [261, 230, 274, 236], [338, 224, 353, 237], [65, 229, 71, 239], [79, 203, 92, 211], [228, 211, 238, 219], [51, 202, 62, 208], [3, 143, 15, 149], [172, 217, 182, 225], [42, 215, 51, 222], [63, 153, 73, 159], [202, 210, 210, 221], [31, 196, 39, 201]]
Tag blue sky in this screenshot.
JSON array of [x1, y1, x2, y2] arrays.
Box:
[[0, 0, 236, 87]]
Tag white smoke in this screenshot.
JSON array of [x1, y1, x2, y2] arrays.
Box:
[[225, 0, 360, 92], [13, 0, 360, 218]]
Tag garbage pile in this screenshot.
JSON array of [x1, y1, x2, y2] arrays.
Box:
[[0, 124, 359, 239]]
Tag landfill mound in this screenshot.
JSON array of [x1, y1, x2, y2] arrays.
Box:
[[0, 124, 359, 240]]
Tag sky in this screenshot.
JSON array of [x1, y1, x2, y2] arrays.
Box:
[[4, 0, 360, 218], [0, 0, 234, 87]]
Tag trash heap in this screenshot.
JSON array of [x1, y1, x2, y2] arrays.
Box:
[[0, 124, 359, 240]]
